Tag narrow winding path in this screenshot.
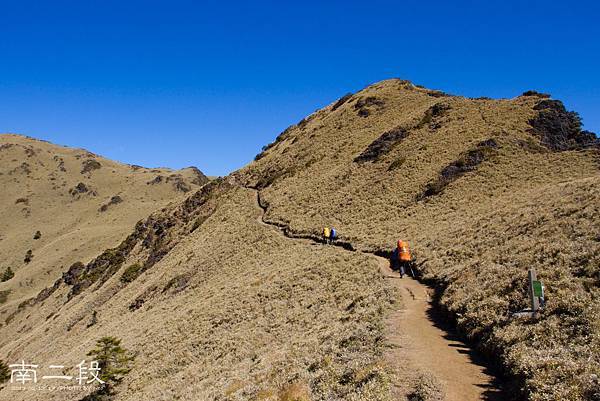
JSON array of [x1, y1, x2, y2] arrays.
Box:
[[248, 187, 504, 400]]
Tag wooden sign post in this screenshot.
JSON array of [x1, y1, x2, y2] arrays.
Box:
[[528, 268, 544, 317], [512, 269, 545, 319]]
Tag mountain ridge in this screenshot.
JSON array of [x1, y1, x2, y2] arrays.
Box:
[[1, 79, 599, 401]]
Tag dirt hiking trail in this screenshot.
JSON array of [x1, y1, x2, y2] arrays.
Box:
[[375, 257, 504, 400], [248, 187, 505, 400]]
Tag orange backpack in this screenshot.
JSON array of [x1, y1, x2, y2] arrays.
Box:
[[397, 240, 411, 262]]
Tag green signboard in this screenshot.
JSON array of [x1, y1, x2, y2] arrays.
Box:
[[532, 281, 543, 297]]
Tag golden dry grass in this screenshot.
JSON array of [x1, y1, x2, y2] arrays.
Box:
[[0, 134, 207, 314], [1, 79, 598, 401], [0, 186, 397, 400], [237, 79, 600, 400]]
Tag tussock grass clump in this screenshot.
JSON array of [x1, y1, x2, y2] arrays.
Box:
[[407, 373, 444, 401], [278, 382, 311, 401]]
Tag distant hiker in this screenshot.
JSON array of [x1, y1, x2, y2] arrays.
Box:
[[323, 227, 331, 244], [330, 228, 337, 244], [394, 240, 414, 278]]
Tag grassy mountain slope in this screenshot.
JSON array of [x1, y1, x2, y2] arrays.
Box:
[[236, 79, 600, 400], [0, 134, 208, 313], [1, 80, 598, 401], [0, 182, 396, 401]]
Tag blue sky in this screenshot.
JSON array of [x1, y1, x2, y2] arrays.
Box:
[[1, 1, 598, 176]]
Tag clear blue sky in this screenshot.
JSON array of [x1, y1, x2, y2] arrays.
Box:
[[1, 1, 598, 176]]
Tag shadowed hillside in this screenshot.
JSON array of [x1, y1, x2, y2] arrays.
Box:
[[0, 80, 598, 401]]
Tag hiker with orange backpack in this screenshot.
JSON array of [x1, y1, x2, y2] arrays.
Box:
[[392, 240, 414, 278]]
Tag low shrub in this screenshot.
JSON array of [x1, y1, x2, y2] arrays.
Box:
[[87, 311, 98, 328], [528, 99, 598, 151], [1, 267, 14, 282], [24, 249, 33, 264], [81, 159, 102, 174], [388, 156, 407, 171], [426, 90, 450, 98], [82, 336, 133, 397], [418, 139, 498, 200], [254, 126, 296, 161], [109, 195, 123, 205], [69, 182, 89, 196], [354, 127, 409, 163], [163, 274, 191, 294], [0, 290, 10, 304], [331, 92, 353, 111], [357, 108, 370, 118], [99, 196, 124, 212], [120, 263, 143, 283], [354, 96, 385, 118], [417, 103, 451, 130], [0, 360, 10, 383], [521, 90, 551, 98]]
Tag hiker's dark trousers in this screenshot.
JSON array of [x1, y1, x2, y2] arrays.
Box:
[[399, 261, 411, 277]]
